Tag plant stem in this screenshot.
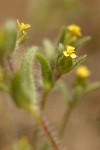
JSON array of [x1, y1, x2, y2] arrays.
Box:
[[40, 117, 61, 150], [8, 56, 14, 72], [41, 90, 49, 110], [59, 106, 72, 138], [41, 72, 61, 110], [30, 107, 61, 150]]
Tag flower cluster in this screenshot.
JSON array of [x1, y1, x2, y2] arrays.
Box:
[[63, 45, 76, 58], [16, 20, 31, 46], [17, 20, 31, 32], [76, 65, 91, 78], [0, 20, 99, 150], [67, 24, 82, 37]]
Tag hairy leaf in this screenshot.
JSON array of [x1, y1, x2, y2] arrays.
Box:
[[57, 26, 67, 45], [10, 47, 38, 109], [43, 39, 55, 61], [56, 81, 70, 104], [76, 36, 91, 49], [73, 55, 87, 69], [57, 55, 73, 74], [36, 53, 54, 90], [83, 82, 100, 96], [0, 21, 17, 64], [11, 73, 33, 109], [21, 47, 38, 103], [4, 21, 17, 55]]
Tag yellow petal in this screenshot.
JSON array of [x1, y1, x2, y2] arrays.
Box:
[[65, 45, 75, 52], [17, 19, 20, 25], [21, 23, 31, 29], [76, 66, 91, 77], [25, 24, 31, 28], [67, 24, 82, 37], [17, 19, 21, 27], [70, 53, 77, 58], [17, 20, 31, 30], [63, 51, 69, 57]]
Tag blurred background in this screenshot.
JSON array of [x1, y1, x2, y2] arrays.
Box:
[[0, 0, 100, 150]]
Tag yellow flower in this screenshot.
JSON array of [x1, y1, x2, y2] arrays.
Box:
[[76, 66, 91, 78], [67, 24, 82, 37], [63, 45, 76, 58], [17, 20, 31, 31]]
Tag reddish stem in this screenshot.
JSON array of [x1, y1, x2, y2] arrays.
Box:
[[40, 117, 61, 150]]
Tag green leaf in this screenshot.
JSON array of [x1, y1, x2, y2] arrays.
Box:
[[76, 36, 91, 49], [56, 81, 70, 104], [36, 53, 54, 90], [21, 47, 38, 103], [43, 39, 55, 61], [70, 85, 83, 107], [0, 21, 17, 65], [70, 82, 100, 108], [57, 55, 73, 75], [10, 73, 32, 109], [4, 21, 17, 55], [57, 26, 67, 45], [73, 55, 87, 69], [10, 47, 38, 110], [56, 43, 64, 54], [83, 82, 100, 96]]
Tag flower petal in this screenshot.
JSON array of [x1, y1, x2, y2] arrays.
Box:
[[63, 51, 69, 57], [70, 53, 77, 58]]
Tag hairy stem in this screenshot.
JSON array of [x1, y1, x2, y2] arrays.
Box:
[[59, 107, 72, 138], [41, 90, 50, 110], [40, 117, 61, 150], [8, 56, 14, 72], [41, 72, 61, 110], [30, 107, 61, 150]]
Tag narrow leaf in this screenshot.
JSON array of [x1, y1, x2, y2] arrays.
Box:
[[76, 36, 91, 49], [21, 47, 38, 103], [83, 82, 100, 96], [43, 39, 55, 60], [10, 47, 38, 109], [5, 21, 17, 55], [57, 55, 73, 74], [36, 53, 54, 90], [56, 81, 70, 104], [57, 26, 67, 45], [11, 72, 33, 109], [73, 55, 87, 69], [0, 21, 17, 65]]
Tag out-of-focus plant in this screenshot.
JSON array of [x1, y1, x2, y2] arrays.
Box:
[[14, 136, 32, 150], [0, 20, 100, 150]]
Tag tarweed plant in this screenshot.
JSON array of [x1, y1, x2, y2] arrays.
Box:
[[0, 20, 100, 150]]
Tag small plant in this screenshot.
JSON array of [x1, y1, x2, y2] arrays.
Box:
[[0, 20, 100, 150]]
